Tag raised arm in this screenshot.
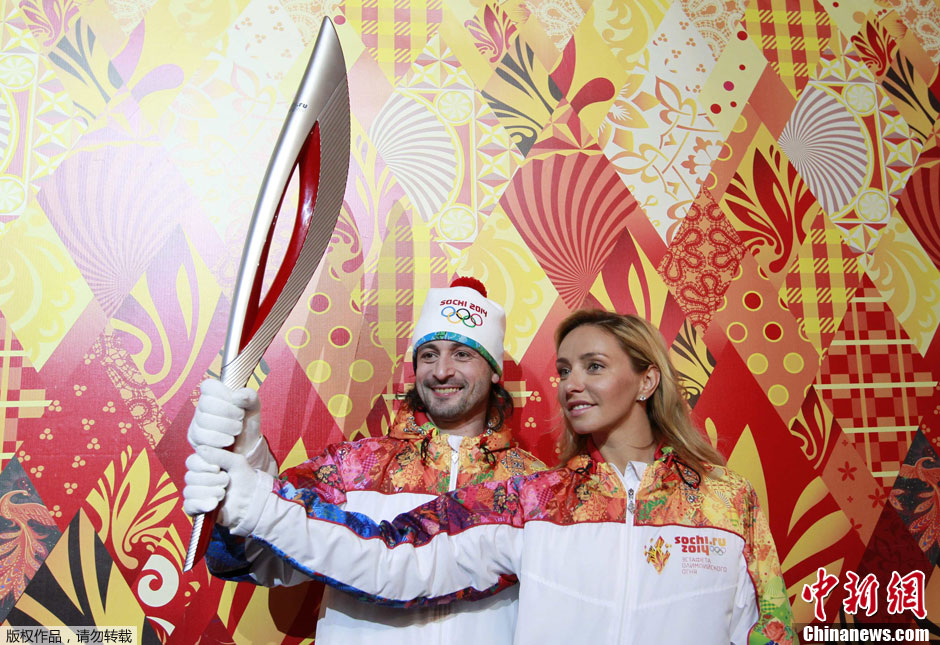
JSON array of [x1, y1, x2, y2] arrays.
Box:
[[201, 442, 355, 587], [202, 445, 525, 606], [184, 380, 348, 586]]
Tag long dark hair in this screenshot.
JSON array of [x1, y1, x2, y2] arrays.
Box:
[[402, 382, 514, 432], [555, 310, 725, 474]]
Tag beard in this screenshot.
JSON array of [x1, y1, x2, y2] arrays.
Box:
[[415, 379, 490, 426]]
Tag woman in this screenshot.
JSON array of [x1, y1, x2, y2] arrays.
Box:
[[196, 310, 796, 644]]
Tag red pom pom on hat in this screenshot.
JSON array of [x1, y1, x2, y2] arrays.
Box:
[[450, 276, 487, 297]]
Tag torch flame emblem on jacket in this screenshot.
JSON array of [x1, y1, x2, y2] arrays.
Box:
[[644, 536, 671, 574]]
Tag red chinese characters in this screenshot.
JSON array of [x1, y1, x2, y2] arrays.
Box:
[[802, 567, 839, 622], [801, 567, 927, 622], [842, 571, 879, 617], [886, 570, 926, 620]]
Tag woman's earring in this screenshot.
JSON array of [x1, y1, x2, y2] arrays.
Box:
[[637, 394, 647, 401]]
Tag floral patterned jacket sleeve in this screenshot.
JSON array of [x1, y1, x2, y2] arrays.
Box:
[[224, 470, 527, 605], [205, 443, 349, 584], [275, 443, 348, 505], [740, 479, 796, 645]]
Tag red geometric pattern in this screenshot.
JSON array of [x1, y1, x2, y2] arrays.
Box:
[[516, 297, 572, 464], [694, 345, 870, 600], [917, 381, 940, 454], [721, 132, 821, 289], [15, 340, 154, 531], [359, 206, 450, 387], [781, 211, 864, 355], [592, 223, 685, 348], [79, 447, 227, 642], [800, 47, 924, 253], [895, 158, 940, 273], [252, 344, 345, 464], [706, 104, 763, 198], [816, 278, 938, 488], [850, 18, 898, 82], [343, 0, 445, 82], [707, 253, 820, 426], [88, 332, 170, 449], [659, 186, 747, 332], [743, 0, 833, 98], [0, 315, 47, 470], [788, 386, 883, 543], [500, 151, 637, 310]]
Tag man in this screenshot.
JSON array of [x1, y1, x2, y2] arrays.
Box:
[[184, 277, 545, 644]]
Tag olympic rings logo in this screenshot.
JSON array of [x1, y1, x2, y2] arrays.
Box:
[[441, 306, 484, 328]]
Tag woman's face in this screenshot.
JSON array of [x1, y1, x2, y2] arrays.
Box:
[[555, 325, 657, 438]]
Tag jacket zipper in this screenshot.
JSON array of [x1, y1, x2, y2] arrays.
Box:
[[438, 436, 462, 633], [617, 490, 636, 643], [448, 439, 460, 492], [616, 478, 636, 645], [439, 437, 462, 634]]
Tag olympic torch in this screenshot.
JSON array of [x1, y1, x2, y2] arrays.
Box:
[[184, 16, 350, 571]]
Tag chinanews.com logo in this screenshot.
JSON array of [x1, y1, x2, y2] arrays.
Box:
[[799, 567, 929, 643], [439, 299, 487, 328], [801, 625, 929, 643]]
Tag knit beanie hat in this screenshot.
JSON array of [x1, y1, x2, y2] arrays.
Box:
[[411, 277, 506, 375]]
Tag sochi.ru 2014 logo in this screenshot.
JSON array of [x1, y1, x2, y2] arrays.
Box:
[[675, 534, 726, 556], [644, 536, 671, 574], [441, 305, 483, 328]]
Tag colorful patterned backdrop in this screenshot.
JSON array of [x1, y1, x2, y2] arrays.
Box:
[[0, 0, 938, 641]]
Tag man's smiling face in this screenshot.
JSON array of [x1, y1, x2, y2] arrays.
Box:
[[414, 340, 498, 432]]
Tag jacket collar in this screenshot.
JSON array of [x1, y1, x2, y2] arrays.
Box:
[[566, 437, 661, 472], [567, 440, 701, 490], [388, 403, 514, 452]]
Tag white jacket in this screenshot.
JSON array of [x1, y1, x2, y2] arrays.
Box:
[[206, 406, 545, 644], [223, 445, 796, 644]]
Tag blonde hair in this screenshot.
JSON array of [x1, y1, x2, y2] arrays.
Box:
[[555, 310, 725, 475]]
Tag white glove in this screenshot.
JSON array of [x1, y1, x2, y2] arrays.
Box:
[[182, 451, 227, 516], [183, 446, 260, 529], [187, 379, 267, 458]]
